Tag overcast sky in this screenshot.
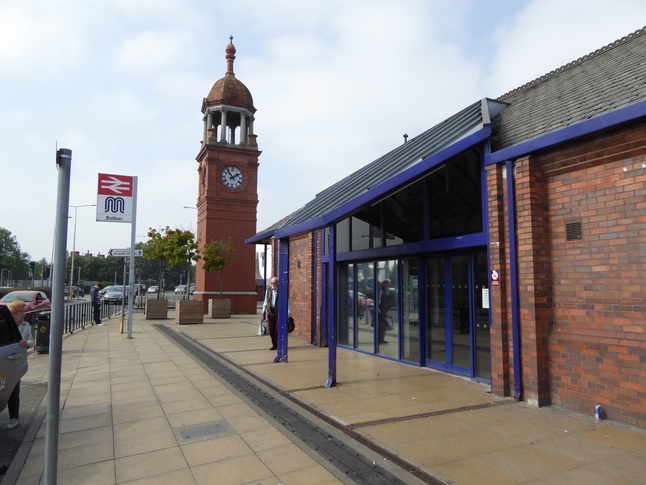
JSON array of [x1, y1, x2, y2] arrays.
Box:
[[1, 0, 645, 263]]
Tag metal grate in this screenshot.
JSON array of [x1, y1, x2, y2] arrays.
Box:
[[566, 220, 582, 241]]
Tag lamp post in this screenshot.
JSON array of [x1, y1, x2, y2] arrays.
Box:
[[69, 204, 96, 293]]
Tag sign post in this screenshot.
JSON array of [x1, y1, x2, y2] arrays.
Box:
[[97, 173, 138, 338]]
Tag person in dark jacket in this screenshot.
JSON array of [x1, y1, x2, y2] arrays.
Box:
[[90, 283, 103, 326]]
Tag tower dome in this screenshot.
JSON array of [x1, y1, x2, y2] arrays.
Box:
[[204, 37, 255, 113], [201, 37, 257, 147]]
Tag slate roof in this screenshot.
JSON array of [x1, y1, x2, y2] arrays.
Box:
[[493, 27, 646, 151], [252, 99, 500, 239], [251, 27, 646, 241]]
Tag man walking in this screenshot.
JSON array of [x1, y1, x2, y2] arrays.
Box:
[[90, 283, 104, 326]]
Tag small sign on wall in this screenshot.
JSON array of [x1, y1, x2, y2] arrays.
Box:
[[491, 269, 500, 287]]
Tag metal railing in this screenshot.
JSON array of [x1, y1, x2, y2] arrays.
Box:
[[34, 300, 146, 337]]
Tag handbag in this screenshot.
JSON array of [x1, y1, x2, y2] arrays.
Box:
[[256, 319, 269, 336], [287, 316, 295, 333]]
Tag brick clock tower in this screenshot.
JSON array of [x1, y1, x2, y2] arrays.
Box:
[[194, 37, 260, 314]]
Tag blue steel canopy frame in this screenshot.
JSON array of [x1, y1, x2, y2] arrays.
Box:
[[274, 238, 290, 363]]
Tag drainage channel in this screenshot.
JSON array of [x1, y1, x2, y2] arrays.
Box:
[[154, 324, 446, 485]]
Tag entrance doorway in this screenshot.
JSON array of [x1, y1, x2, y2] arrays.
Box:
[[425, 250, 490, 380]]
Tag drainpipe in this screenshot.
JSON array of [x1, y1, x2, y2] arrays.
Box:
[[506, 160, 523, 401]]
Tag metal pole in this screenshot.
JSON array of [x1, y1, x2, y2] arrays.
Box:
[[70, 206, 77, 289], [45, 148, 72, 484], [127, 177, 138, 339]]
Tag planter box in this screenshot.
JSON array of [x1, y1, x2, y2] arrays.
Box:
[[176, 300, 204, 325], [145, 299, 168, 320], [208, 299, 231, 318]]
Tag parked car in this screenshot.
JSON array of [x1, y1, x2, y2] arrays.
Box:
[[64, 286, 84, 297], [189, 285, 195, 295], [0, 290, 51, 323], [147, 285, 159, 294], [0, 305, 28, 413], [174, 285, 187, 294], [103, 286, 127, 305], [98, 285, 114, 297]]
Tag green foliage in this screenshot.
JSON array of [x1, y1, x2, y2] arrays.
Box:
[[0, 227, 31, 278], [202, 239, 236, 298], [143, 227, 199, 297]]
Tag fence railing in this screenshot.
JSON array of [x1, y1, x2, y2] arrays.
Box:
[[33, 300, 146, 338]]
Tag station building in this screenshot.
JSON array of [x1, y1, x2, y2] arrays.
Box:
[[248, 28, 646, 428]]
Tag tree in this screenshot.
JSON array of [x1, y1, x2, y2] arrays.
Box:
[[201, 239, 236, 298], [143, 227, 171, 298], [0, 227, 30, 281], [164, 228, 199, 300], [143, 227, 200, 299]]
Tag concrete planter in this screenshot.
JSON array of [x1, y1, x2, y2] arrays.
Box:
[[176, 300, 204, 325], [208, 298, 231, 318], [145, 299, 168, 320]]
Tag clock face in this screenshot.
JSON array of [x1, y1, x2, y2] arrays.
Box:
[[221, 166, 244, 189]]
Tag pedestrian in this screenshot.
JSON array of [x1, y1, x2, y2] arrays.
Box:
[[261, 277, 290, 351], [90, 283, 104, 326], [5, 301, 32, 430], [377, 278, 392, 344]]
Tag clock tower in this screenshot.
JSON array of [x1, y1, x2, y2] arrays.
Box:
[[194, 37, 260, 314]]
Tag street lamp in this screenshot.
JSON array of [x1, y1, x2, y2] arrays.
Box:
[[69, 204, 96, 291]]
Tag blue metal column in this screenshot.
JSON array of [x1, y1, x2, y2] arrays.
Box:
[[325, 225, 337, 387], [274, 238, 290, 363]]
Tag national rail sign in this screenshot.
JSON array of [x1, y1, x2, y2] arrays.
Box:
[[108, 249, 143, 257], [96, 173, 135, 223]]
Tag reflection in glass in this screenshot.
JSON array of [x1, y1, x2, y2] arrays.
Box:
[[451, 255, 471, 370], [337, 264, 354, 347], [426, 257, 446, 364], [402, 259, 419, 364], [356, 262, 374, 353], [377, 261, 399, 358], [474, 250, 491, 380], [352, 210, 382, 251], [384, 179, 424, 246]]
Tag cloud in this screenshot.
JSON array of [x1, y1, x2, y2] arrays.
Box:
[[0, 0, 643, 263]]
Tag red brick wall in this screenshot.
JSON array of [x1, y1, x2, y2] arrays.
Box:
[[487, 163, 513, 398], [541, 122, 646, 426], [288, 233, 315, 344], [515, 155, 554, 406]]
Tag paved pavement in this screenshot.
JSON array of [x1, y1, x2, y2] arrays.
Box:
[[1, 310, 645, 484]]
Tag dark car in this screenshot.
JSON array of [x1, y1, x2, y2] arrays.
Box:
[[0, 305, 28, 412], [0, 290, 51, 323]]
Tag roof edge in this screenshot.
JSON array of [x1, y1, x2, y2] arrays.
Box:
[[486, 99, 646, 165]]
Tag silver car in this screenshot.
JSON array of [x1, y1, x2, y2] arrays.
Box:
[[0, 305, 28, 412], [103, 286, 128, 305]]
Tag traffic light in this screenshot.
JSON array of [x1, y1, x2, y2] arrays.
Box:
[[29, 261, 35, 277]]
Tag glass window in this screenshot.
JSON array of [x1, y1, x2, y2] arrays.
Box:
[[336, 218, 350, 253], [351, 208, 382, 251], [376, 260, 399, 359], [428, 151, 482, 239], [356, 262, 375, 353], [337, 264, 354, 347], [383, 179, 425, 246], [401, 259, 419, 364]]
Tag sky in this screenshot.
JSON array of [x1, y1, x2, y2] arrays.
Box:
[[1, 0, 645, 263]]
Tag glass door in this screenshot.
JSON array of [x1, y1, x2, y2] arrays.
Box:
[[425, 250, 490, 380]]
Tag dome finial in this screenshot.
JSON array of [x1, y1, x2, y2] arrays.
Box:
[[225, 36, 236, 75]]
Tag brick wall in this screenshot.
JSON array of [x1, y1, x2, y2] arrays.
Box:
[[541, 122, 646, 426], [288, 233, 315, 344]]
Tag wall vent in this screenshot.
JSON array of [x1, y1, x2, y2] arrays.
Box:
[[565, 220, 582, 241]]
